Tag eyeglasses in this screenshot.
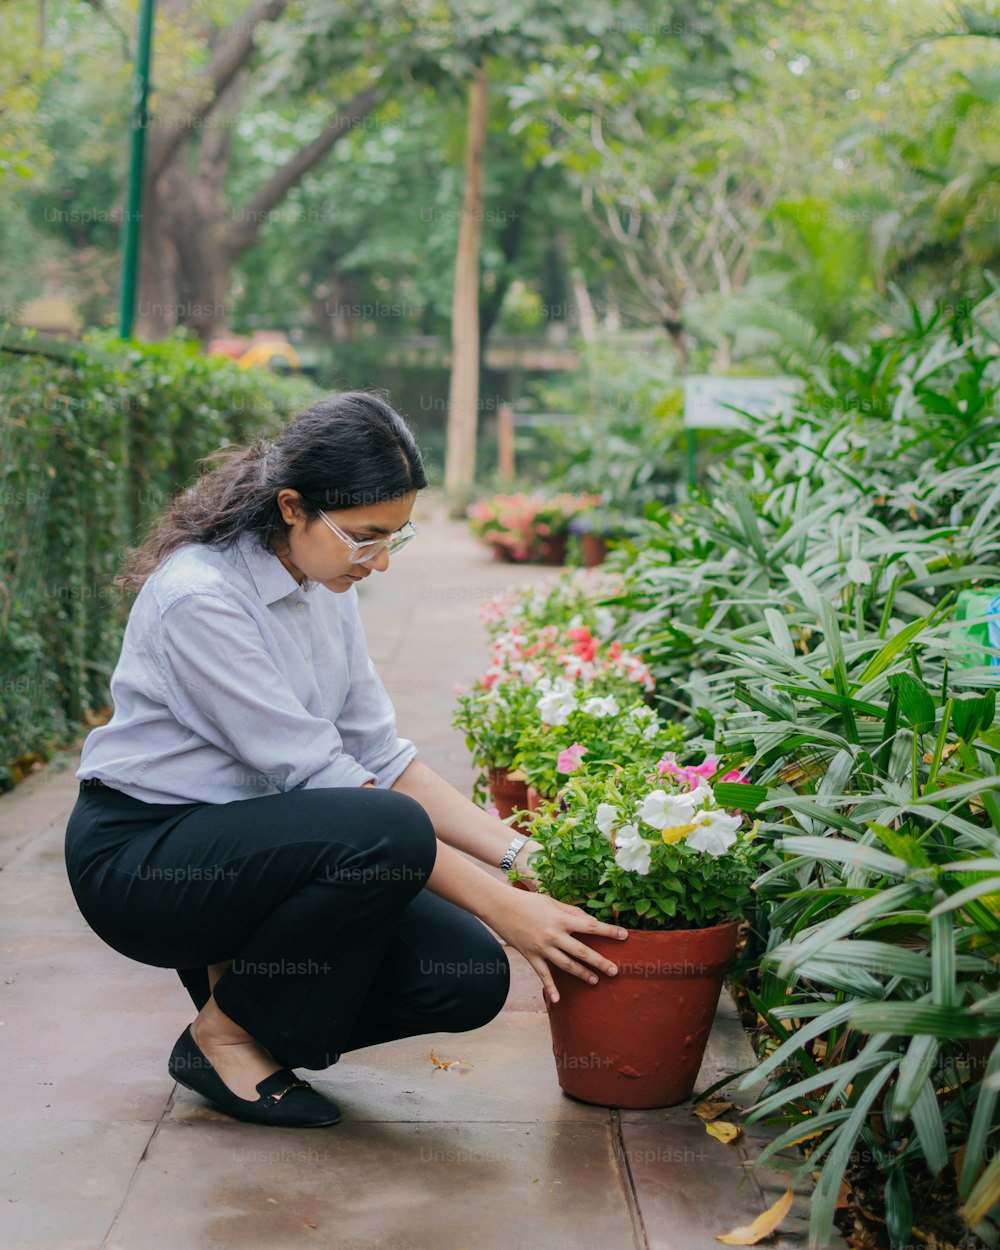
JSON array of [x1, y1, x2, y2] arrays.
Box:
[[316, 511, 419, 564]]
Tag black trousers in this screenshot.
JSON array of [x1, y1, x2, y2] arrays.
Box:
[[63, 780, 510, 1069]]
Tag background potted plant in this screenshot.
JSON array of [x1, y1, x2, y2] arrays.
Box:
[[510, 756, 759, 1109], [453, 618, 656, 822], [511, 692, 685, 806], [568, 500, 628, 567], [466, 491, 603, 565]]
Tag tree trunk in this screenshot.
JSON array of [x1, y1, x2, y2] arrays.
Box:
[[477, 162, 542, 349], [134, 83, 383, 343], [663, 315, 689, 372], [444, 64, 488, 494]]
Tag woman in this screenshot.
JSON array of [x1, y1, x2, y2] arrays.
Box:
[[64, 390, 626, 1129]]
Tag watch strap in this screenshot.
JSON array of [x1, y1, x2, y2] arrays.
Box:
[[499, 833, 529, 873]]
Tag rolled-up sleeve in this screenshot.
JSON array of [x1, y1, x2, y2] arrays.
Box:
[[157, 592, 377, 791], [336, 596, 417, 790]]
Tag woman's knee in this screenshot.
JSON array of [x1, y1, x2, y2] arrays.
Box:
[[457, 945, 511, 1030], [364, 789, 437, 881], [423, 937, 510, 1032]]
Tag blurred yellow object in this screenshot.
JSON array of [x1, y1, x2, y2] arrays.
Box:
[[236, 341, 300, 370]]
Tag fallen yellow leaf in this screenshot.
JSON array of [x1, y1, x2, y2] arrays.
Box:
[[705, 1120, 742, 1144], [694, 1098, 735, 1121], [429, 1049, 472, 1071], [716, 1188, 794, 1244]]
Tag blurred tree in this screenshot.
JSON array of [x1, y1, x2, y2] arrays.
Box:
[[507, 0, 792, 367], [0, 0, 58, 190]]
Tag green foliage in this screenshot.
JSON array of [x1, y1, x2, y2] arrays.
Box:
[[0, 333, 320, 785], [451, 568, 656, 803], [521, 343, 687, 523], [607, 287, 1000, 734], [519, 760, 759, 930], [578, 287, 1000, 1247], [511, 697, 685, 798]]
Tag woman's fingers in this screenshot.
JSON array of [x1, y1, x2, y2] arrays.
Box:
[[560, 935, 621, 979], [526, 954, 560, 1004], [563, 903, 629, 943], [490, 891, 630, 1001]]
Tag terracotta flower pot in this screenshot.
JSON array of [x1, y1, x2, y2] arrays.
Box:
[[535, 533, 568, 566], [488, 768, 530, 831], [580, 533, 607, 567], [526, 785, 549, 812], [545, 919, 740, 1109], [490, 542, 519, 564]]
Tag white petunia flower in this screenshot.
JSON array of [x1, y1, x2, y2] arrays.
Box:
[[613, 825, 652, 875], [581, 695, 620, 718], [685, 808, 742, 857], [637, 789, 697, 830], [537, 689, 576, 726], [562, 655, 596, 682], [595, 803, 619, 838]]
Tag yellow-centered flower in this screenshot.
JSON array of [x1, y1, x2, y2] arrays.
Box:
[[661, 822, 698, 844]]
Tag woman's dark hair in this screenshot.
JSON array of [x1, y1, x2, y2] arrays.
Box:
[[115, 390, 427, 593]]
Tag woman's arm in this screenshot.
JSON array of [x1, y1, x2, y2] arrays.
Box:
[[418, 833, 626, 1004], [387, 759, 627, 1003], [388, 758, 542, 871]]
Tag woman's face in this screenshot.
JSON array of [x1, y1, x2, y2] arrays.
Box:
[[274, 489, 417, 592]]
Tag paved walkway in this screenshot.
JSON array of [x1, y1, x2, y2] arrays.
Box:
[[0, 489, 830, 1250]]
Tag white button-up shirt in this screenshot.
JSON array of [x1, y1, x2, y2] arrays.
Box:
[[75, 531, 417, 804]]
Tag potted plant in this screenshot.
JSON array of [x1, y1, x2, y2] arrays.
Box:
[[568, 502, 626, 568], [509, 756, 758, 1109], [452, 675, 538, 826], [453, 621, 656, 824], [511, 690, 686, 806], [466, 492, 603, 565]]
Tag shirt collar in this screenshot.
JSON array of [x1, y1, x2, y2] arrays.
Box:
[[234, 531, 302, 606]]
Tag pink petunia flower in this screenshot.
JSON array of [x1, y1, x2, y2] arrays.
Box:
[[557, 743, 589, 773]]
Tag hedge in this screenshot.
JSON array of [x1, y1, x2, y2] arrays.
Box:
[[0, 331, 321, 788]]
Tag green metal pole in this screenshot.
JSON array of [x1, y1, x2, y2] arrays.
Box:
[[117, 0, 156, 339]]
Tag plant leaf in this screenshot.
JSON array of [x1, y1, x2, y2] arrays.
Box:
[[705, 1120, 742, 1144], [715, 1189, 794, 1245]]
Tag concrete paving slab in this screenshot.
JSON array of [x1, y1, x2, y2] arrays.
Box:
[[621, 1114, 781, 1250], [0, 749, 81, 870], [0, 872, 91, 936], [0, 1119, 154, 1250], [104, 1119, 640, 1250], [3, 815, 70, 875]]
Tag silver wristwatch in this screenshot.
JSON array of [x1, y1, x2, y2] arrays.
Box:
[[499, 834, 529, 873]]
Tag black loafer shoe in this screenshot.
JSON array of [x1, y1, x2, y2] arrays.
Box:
[[168, 1025, 341, 1128], [267, 1047, 342, 1071]]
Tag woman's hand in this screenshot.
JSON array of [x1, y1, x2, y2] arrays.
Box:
[[507, 837, 543, 892], [485, 888, 628, 1005]]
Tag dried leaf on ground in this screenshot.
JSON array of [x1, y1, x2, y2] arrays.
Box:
[[705, 1120, 742, 1144], [694, 1098, 735, 1121], [715, 1188, 794, 1244], [429, 1049, 472, 1071]]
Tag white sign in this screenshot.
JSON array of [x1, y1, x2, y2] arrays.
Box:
[[683, 376, 804, 430]]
